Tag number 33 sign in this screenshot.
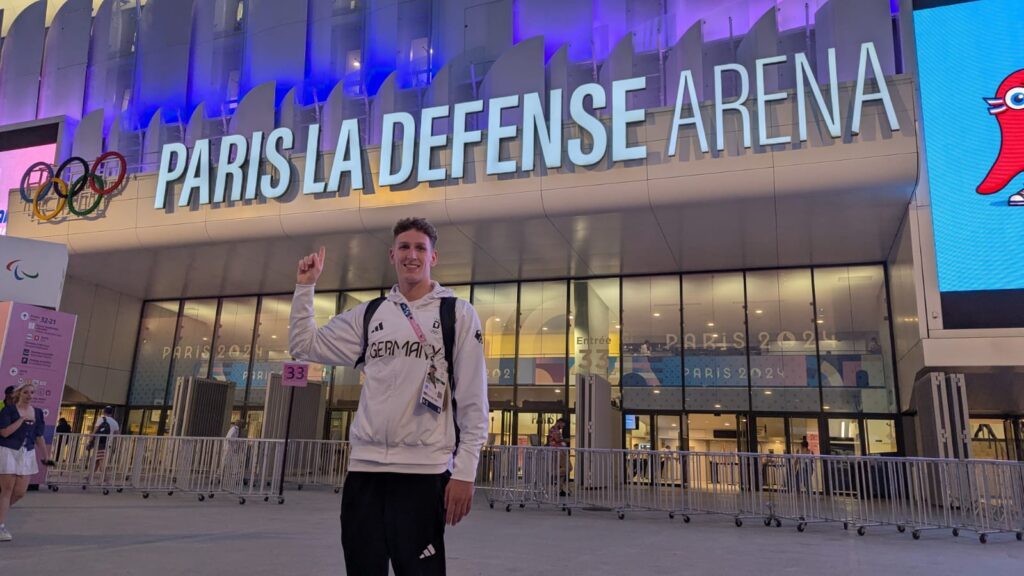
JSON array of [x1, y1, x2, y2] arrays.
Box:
[[282, 362, 309, 387]]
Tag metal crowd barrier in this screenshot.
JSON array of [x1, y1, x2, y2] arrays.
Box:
[[46, 433, 286, 505], [477, 445, 1024, 544], [282, 439, 350, 493], [42, 435, 1024, 542]]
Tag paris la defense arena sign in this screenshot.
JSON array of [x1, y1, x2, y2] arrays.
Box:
[[155, 42, 900, 209]]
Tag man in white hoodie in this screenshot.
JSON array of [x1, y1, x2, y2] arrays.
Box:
[[290, 217, 488, 575]]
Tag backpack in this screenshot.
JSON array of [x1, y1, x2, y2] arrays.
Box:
[[354, 296, 460, 450]]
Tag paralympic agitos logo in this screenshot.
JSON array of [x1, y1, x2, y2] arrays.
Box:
[[5, 260, 38, 281], [19, 151, 127, 221]]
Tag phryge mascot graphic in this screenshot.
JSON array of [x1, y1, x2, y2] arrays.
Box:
[[978, 69, 1024, 205]]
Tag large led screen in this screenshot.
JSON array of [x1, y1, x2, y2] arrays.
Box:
[[0, 125, 59, 236], [916, 0, 1024, 327]]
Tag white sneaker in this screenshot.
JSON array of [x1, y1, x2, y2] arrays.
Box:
[[0, 527, 11, 542], [1009, 193, 1024, 206]]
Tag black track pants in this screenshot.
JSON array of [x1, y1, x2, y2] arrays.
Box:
[[341, 471, 450, 576]]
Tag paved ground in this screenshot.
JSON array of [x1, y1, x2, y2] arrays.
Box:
[[1, 487, 1022, 575]]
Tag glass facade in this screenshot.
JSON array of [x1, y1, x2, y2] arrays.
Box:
[[125, 265, 899, 451]]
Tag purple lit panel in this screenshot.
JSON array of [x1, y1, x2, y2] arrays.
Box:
[[514, 0, 593, 62]]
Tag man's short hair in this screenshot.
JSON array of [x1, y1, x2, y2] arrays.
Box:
[[3, 386, 13, 396], [393, 217, 438, 248], [103, 405, 114, 415]]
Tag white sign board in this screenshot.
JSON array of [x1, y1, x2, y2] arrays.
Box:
[[0, 236, 67, 309]]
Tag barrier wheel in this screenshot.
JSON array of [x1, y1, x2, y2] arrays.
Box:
[[843, 522, 849, 530], [669, 512, 675, 520], [763, 518, 772, 527], [952, 528, 960, 537], [857, 526, 866, 536], [298, 485, 303, 491], [617, 512, 625, 520], [1016, 531, 1022, 541], [264, 497, 270, 503], [897, 525, 906, 533], [116, 488, 123, 493], [277, 497, 285, 505], [519, 503, 525, 509], [566, 508, 572, 516], [209, 494, 215, 499], [198, 495, 206, 502], [102, 488, 109, 495], [52, 486, 59, 493], [168, 491, 174, 496], [735, 518, 743, 528], [797, 523, 806, 533], [774, 518, 782, 528], [682, 516, 691, 524], [82, 485, 87, 491], [980, 534, 988, 544], [912, 530, 921, 540], [334, 488, 341, 494], [489, 502, 495, 509], [142, 492, 149, 499], [505, 504, 511, 512], [239, 497, 246, 505]]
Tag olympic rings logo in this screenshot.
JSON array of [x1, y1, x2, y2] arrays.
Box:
[[19, 151, 127, 221]]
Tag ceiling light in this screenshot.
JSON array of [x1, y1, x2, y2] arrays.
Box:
[[271, 335, 277, 339], [724, 422, 731, 426], [653, 390, 661, 394], [714, 404, 721, 409], [672, 423, 677, 427], [554, 389, 561, 393], [653, 313, 661, 317], [614, 324, 621, 329], [707, 322, 715, 327], [755, 310, 763, 315], [542, 327, 549, 331], [816, 319, 824, 324], [823, 406, 830, 410], [765, 390, 772, 395], [568, 315, 574, 320]]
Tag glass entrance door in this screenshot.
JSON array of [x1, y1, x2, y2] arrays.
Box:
[[488, 410, 513, 445], [515, 412, 563, 446]]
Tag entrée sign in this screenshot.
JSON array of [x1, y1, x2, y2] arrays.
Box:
[[155, 42, 899, 210]]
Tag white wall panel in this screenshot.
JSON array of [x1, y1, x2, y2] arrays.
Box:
[[0, 1, 45, 124], [665, 21, 705, 104], [71, 108, 104, 163], [228, 80, 276, 137], [815, 0, 896, 81], [243, 0, 308, 100], [134, 0, 194, 125], [38, 0, 91, 120], [737, 8, 780, 93]]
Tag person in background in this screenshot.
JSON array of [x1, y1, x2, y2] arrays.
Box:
[[54, 418, 73, 463], [226, 420, 242, 440], [0, 386, 13, 411], [90, 406, 120, 481], [639, 340, 652, 355], [546, 418, 570, 497], [0, 383, 52, 542]]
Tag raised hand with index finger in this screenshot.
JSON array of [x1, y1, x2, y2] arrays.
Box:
[[297, 246, 326, 285]]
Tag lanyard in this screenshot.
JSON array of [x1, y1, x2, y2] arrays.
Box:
[[396, 302, 428, 346]]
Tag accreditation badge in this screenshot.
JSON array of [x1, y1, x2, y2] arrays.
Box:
[[420, 363, 446, 414]]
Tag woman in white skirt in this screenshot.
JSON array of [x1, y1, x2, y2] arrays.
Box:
[[0, 383, 52, 542]]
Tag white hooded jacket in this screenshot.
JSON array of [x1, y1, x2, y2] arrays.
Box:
[[289, 282, 488, 482]]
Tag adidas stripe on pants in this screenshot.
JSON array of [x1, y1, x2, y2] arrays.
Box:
[[341, 471, 449, 575]]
